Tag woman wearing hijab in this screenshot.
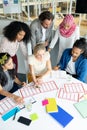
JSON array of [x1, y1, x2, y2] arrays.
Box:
[[48, 14, 80, 64]]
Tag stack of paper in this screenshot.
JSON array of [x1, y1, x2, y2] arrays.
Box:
[[46, 98, 58, 113]]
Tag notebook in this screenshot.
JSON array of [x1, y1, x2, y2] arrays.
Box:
[[74, 100, 87, 118], [46, 98, 58, 113], [49, 106, 73, 127]]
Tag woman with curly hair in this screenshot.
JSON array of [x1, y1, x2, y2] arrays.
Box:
[[0, 21, 31, 71]]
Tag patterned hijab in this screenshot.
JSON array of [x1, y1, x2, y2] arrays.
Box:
[[59, 14, 76, 38]]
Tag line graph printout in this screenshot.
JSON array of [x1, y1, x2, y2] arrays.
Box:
[[19, 81, 58, 98], [0, 98, 17, 116]]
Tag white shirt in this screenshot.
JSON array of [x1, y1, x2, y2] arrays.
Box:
[[0, 36, 28, 59], [41, 26, 46, 42], [65, 57, 76, 75], [28, 52, 50, 76]]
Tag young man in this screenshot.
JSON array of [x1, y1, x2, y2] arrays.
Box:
[[53, 38, 87, 83], [30, 11, 54, 50]]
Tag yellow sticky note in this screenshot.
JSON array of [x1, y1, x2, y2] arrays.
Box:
[[46, 98, 58, 113]]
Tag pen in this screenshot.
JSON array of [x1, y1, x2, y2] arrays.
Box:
[[31, 96, 37, 104], [20, 105, 25, 110], [13, 108, 17, 120], [32, 100, 36, 104]]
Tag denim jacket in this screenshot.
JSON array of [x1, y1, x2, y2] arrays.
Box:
[[58, 48, 87, 83]]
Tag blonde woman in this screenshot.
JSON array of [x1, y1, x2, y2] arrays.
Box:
[[28, 43, 52, 86]]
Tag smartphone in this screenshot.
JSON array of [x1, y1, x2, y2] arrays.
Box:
[[17, 116, 31, 126]]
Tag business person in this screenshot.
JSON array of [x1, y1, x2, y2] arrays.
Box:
[[0, 21, 31, 71], [53, 38, 87, 83], [30, 11, 54, 50], [0, 53, 26, 103], [28, 43, 52, 86], [48, 14, 80, 64]]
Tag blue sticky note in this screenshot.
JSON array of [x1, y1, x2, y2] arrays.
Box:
[[49, 106, 73, 127], [2, 107, 20, 121]]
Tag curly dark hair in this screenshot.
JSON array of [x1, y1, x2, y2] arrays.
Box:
[[3, 21, 31, 44], [73, 38, 87, 58], [39, 11, 54, 22], [0, 53, 16, 86]]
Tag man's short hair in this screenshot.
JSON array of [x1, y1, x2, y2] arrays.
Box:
[[39, 11, 54, 22]]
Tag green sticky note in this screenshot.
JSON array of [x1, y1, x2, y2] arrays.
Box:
[[30, 113, 38, 121]]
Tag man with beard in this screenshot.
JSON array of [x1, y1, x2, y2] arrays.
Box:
[[30, 11, 54, 50], [53, 38, 87, 83]]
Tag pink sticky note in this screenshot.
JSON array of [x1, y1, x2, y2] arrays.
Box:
[[42, 99, 49, 106]]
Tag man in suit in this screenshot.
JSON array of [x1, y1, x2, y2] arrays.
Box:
[[30, 11, 54, 50]]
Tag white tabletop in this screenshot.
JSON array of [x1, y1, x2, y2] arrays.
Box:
[[0, 70, 87, 130]]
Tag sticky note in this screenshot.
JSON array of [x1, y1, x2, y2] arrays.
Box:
[[42, 99, 49, 106], [46, 98, 58, 113], [30, 113, 38, 121]]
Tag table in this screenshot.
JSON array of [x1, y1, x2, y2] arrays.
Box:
[[0, 70, 87, 130]]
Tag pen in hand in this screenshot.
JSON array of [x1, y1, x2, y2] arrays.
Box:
[[13, 108, 17, 120]]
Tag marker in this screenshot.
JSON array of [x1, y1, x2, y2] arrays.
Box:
[[13, 108, 17, 120]]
